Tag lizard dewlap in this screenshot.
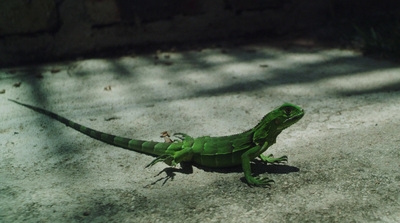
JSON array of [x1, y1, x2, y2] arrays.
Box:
[[9, 99, 304, 187]]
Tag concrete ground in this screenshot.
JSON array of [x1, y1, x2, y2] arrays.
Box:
[[1, 43, 400, 222]]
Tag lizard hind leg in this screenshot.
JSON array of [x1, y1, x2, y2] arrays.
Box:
[[146, 154, 175, 168], [146, 139, 194, 168], [173, 132, 189, 141], [146, 146, 194, 168], [145, 143, 182, 167]]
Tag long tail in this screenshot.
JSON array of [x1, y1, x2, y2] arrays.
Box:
[[9, 99, 170, 156]]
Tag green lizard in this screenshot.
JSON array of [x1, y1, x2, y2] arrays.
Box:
[[9, 99, 304, 187]]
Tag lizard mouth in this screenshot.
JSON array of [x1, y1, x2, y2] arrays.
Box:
[[295, 110, 305, 119], [285, 109, 304, 124]]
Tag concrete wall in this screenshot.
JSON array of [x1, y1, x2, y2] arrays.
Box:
[[0, 0, 398, 67]]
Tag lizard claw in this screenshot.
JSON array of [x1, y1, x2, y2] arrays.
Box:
[[260, 154, 288, 164], [247, 176, 275, 187], [173, 132, 190, 140], [146, 154, 175, 168]]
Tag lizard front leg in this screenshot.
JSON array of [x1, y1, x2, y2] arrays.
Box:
[[241, 144, 274, 187], [259, 154, 288, 164]]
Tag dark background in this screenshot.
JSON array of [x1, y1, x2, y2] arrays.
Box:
[[1, 0, 399, 67]]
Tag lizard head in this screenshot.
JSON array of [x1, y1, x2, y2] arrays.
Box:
[[273, 103, 304, 131], [253, 103, 304, 142]]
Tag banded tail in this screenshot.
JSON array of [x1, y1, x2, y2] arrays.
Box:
[[9, 99, 171, 156]]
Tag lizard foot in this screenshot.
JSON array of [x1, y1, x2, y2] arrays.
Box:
[[173, 132, 189, 140], [260, 154, 288, 164], [247, 176, 275, 187], [146, 154, 176, 168]]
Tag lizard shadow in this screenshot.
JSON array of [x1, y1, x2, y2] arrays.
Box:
[[147, 160, 299, 186], [192, 160, 299, 175], [251, 160, 300, 175], [145, 162, 194, 187]]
